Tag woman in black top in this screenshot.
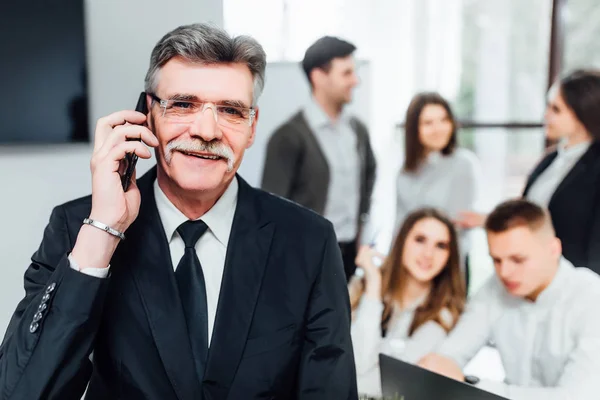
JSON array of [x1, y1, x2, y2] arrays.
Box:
[[458, 69, 600, 273]]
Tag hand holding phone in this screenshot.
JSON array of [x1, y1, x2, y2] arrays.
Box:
[[120, 92, 149, 191]]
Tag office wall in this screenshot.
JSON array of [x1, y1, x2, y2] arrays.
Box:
[[0, 0, 224, 335]]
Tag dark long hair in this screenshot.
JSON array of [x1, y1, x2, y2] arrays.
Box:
[[350, 208, 465, 336], [403, 92, 457, 172], [559, 69, 600, 140]]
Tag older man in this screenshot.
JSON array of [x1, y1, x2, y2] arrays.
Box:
[[0, 24, 357, 400]]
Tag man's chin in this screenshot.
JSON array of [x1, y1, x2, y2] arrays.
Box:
[[168, 167, 227, 192]]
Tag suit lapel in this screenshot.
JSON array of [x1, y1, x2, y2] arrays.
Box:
[[297, 111, 330, 175], [203, 176, 274, 398], [123, 168, 201, 400], [549, 142, 600, 205], [523, 151, 557, 196]]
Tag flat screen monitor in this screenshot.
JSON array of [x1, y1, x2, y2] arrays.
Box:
[[0, 0, 89, 144]]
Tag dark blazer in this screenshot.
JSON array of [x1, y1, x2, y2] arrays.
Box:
[[261, 111, 377, 229], [0, 168, 357, 400], [523, 141, 600, 273]]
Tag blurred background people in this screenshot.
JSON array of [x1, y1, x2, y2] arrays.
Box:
[[458, 69, 600, 274], [364, 92, 481, 283], [420, 199, 600, 400], [262, 36, 376, 281], [349, 208, 465, 398]]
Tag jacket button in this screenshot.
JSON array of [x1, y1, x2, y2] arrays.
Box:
[[38, 303, 47, 313], [41, 293, 50, 303], [45, 283, 56, 294], [33, 312, 43, 323], [29, 322, 39, 333]]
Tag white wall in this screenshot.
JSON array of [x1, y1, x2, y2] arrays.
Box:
[[0, 0, 224, 335]]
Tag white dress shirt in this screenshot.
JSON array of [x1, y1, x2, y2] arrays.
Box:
[[351, 295, 453, 398], [70, 177, 238, 345], [526, 139, 591, 208], [303, 99, 360, 242], [437, 257, 600, 400]]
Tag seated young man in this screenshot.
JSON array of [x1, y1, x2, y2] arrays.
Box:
[[418, 199, 600, 400]]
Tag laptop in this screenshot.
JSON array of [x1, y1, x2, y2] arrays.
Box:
[[379, 354, 508, 400]]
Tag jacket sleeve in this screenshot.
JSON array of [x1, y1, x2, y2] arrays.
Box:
[[296, 223, 358, 400], [359, 122, 377, 219], [0, 206, 109, 400], [261, 124, 302, 199], [586, 185, 600, 273], [350, 297, 384, 376]]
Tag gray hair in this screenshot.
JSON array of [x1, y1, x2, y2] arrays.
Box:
[[144, 23, 266, 105]]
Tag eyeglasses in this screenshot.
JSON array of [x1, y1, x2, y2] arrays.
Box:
[[149, 93, 256, 129]]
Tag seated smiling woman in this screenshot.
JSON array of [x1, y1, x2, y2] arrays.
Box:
[[349, 208, 466, 399]]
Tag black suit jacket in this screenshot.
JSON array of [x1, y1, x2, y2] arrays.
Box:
[[523, 141, 600, 273], [261, 111, 377, 229], [0, 168, 357, 400]]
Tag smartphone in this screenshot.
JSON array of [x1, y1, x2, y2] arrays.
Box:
[[120, 92, 148, 191]]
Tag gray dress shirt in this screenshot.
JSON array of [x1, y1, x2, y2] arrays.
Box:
[[394, 149, 480, 233], [438, 257, 600, 399], [303, 99, 360, 242]]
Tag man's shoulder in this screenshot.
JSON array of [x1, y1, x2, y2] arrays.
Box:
[[53, 193, 93, 222], [252, 186, 333, 234], [470, 274, 509, 305], [567, 267, 600, 301], [272, 110, 308, 135]]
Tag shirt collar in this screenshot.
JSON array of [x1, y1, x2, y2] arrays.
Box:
[[424, 151, 442, 165], [153, 176, 238, 247], [396, 292, 428, 312], [532, 256, 574, 307], [304, 97, 350, 131], [557, 138, 591, 160]]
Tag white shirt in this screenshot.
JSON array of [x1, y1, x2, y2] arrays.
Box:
[[70, 177, 238, 346], [303, 99, 360, 242], [437, 257, 600, 400], [351, 295, 453, 398], [526, 139, 591, 208]]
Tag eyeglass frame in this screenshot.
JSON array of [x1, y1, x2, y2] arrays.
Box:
[[147, 93, 257, 127]]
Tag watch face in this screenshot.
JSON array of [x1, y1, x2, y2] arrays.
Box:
[[464, 375, 480, 385]]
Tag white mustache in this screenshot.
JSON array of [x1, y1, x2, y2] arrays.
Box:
[[165, 139, 235, 172]]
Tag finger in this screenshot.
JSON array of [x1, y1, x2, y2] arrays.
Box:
[[102, 142, 153, 172], [93, 110, 147, 151], [358, 245, 371, 254], [102, 110, 147, 128], [99, 124, 158, 153]]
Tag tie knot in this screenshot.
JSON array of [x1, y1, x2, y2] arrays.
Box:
[[177, 220, 208, 248]]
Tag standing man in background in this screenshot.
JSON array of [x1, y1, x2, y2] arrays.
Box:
[[262, 36, 377, 281]]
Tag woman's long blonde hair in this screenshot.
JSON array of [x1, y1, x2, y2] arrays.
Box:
[[350, 208, 465, 336]]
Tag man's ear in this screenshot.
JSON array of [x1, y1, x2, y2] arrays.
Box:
[[246, 106, 259, 149], [550, 237, 562, 259], [310, 68, 326, 88]]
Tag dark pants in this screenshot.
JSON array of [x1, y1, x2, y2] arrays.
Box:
[[338, 240, 358, 282]]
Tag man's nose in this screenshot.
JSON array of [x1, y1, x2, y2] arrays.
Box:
[[188, 104, 222, 142]]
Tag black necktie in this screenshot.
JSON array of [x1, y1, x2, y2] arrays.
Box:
[[176, 220, 209, 389]]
